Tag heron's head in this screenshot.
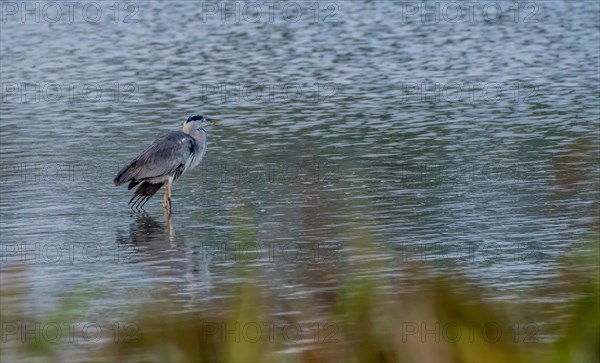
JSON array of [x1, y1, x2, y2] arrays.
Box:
[[184, 114, 220, 132]]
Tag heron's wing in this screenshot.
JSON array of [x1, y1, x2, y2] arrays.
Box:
[[114, 131, 195, 185]]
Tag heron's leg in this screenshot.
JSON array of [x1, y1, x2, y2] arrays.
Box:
[[163, 181, 170, 209], [163, 211, 176, 248], [163, 178, 173, 214], [167, 177, 173, 213]]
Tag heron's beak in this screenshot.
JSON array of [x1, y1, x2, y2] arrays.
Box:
[[206, 118, 220, 124]]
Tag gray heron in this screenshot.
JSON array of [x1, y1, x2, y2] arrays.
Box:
[[114, 114, 219, 213]]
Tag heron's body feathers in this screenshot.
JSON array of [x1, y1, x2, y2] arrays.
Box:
[[113, 131, 199, 186]]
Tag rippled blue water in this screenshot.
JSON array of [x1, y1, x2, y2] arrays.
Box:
[[1, 0, 598, 347]]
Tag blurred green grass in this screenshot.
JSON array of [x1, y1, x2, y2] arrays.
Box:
[[1, 237, 598, 363]]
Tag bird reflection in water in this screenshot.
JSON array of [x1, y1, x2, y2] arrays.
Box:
[[115, 211, 211, 303]]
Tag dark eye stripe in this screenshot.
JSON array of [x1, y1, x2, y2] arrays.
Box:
[[186, 114, 204, 123]]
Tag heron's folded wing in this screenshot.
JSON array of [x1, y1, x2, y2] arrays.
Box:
[[115, 131, 194, 184]]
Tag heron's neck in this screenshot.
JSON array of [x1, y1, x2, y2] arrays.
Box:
[[187, 128, 207, 145]]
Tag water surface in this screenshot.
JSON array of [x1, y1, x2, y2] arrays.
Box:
[[1, 0, 599, 355]]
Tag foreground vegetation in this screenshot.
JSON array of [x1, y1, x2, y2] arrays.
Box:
[[1, 239, 598, 363]]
